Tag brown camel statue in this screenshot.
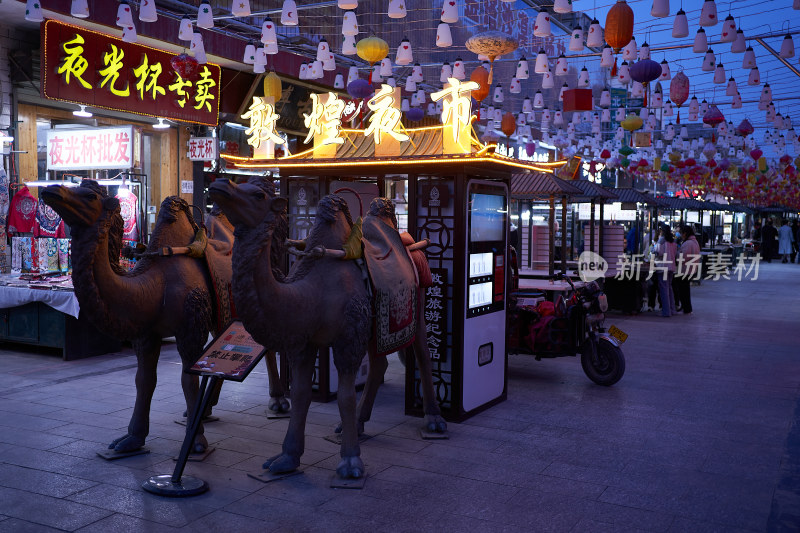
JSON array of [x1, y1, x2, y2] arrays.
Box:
[[40, 181, 287, 454], [209, 178, 445, 480]]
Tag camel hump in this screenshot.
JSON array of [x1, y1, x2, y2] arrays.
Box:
[[205, 211, 235, 255]]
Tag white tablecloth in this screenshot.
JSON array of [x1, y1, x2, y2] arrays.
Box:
[[0, 286, 80, 318]]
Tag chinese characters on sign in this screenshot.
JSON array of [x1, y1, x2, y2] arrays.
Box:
[[304, 92, 346, 147], [187, 136, 218, 161], [43, 20, 221, 126], [425, 268, 449, 362], [365, 85, 409, 145], [242, 97, 285, 156], [431, 78, 479, 154], [46, 127, 134, 170], [189, 320, 267, 382]]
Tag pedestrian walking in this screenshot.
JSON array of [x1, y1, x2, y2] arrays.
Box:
[[654, 226, 678, 317], [674, 225, 700, 315], [762, 218, 778, 263], [779, 219, 794, 263]]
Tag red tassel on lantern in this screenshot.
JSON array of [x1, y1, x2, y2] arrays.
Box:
[[611, 57, 618, 77], [676, 110, 681, 124]]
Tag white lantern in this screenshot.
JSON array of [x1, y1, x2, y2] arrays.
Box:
[[232, 0, 251, 17], [651, 0, 669, 18], [342, 34, 357, 55], [652, 88, 663, 107], [731, 29, 746, 53], [748, 67, 760, 85], [522, 97, 533, 113], [599, 89, 611, 107], [436, 23, 453, 47], [122, 24, 137, 43], [554, 110, 564, 126], [701, 49, 715, 71], [601, 108, 611, 122], [699, 0, 718, 27], [405, 78, 417, 92], [339, 0, 358, 9], [689, 96, 699, 114], [191, 33, 207, 64], [388, 0, 407, 19], [411, 63, 423, 82], [761, 84, 772, 103], [71, 0, 90, 19], [265, 41, 279, 55], [587, 18, 603, 47], [253, 50, 266, 73], [672, 9, 688, 38], [554, 0, 572, 13], [688, 109, 698, 121], [663, 101, 673, 116], [622, 38, 637, 61], [387, 77, 397, 87], [509, 78, 521, 94], [516, 57, 530, 80], [570, 26, 584, 52], [639, 41, 651, 60], [396, 38, 413, 65], [316, 39, 330, 62], [555, 54, 568, 76], [441, 0, 458, 23], [324, 55, 336, 72], [631, 81, 644, 98], [600, 45, 614, 68], [743, 47, 756, 69], [329, 74, 344, 91], [534, 49, 548, 74], [720, 15, 736, 43], [410, 92, 420, 107], [243, 42, 256, 64], [659, 60, 671, 80], [115, 1, 134, 27], [493, 85, 504, 103], [261, 18, 277, 44], [615, 108, 625, 121], [440, 62, 452, 83], [380, 58, 393, 77], [347, 65, 359, 85], [342, 11, 358, 35], [693, 29, 708, 53], [541, 68, 554, 89], [618, 61, 631, 85], [24, 0, 43, 22], [713, 63, 725, 84], [726, 77, 737, 96], [197, 1, 214, 29], [700, 99, 709, 115], [452, 58, 465, 79], [781, 34, 795, 58], [578, 67, 590, 87], [427, 103, 437, 116], [533, 90, 544, 108], [534, 11, 552, 37], [281, 0, 298, 25], [309, 60, 324, 79]]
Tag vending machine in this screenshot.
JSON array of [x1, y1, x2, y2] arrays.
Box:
[[462, 180, 508, 412]]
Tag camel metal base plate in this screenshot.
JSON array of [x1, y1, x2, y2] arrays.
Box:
[[247, 468, 304, 483], [142, 474, 208, 497], [174, 415, 220, 426], [173, 447, 216, 462], [419, 428, 450, 440], [323, 433, 372, 445], [330, 474, 366, 489], [96, 447, 150, 461]]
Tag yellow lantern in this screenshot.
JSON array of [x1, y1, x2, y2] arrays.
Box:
[[668, 151, 681, 163], [356, 36, 389, 65], [620, 114, 643, 131], [263, 71, 282, 101], [758, 157, 767, 172]]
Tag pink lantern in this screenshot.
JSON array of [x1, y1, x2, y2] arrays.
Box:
[[669, 71, 690, 107], [702, 105, 724, 127]]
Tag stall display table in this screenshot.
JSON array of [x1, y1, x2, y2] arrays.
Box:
[[0, 276, 121, 360]]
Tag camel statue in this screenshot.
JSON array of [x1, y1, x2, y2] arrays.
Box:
[[209, 177, 445, 480], [40, 181, 287, 455]]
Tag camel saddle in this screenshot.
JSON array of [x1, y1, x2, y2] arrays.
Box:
[[360, 213, 420, 358], [203, 211, 236, 334]]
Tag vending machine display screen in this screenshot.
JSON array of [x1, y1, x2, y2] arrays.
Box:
[[466, 186, 507, 318], [468, 282, 493, 309], [469, 252, 493, 278], [469, 193, 505, 242]]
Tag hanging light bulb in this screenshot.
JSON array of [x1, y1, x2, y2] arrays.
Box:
[[232, 0, 251, 17], [743, 47, 756, 69], [534, 11, 552, 37], [197, 1, 214, 29], [587, 18, 604, 47], [699, 0, 718, 26], [731, 29, 746, 53], [281, 0, 298, 25], [780, 34, 795, 58], [570, 26, 584, 52], [702, 49, 715, 71], [672, 9, 688, 38], [71, 0, 90, 19], [693, 29, 708, 53], [179, 15, 194, 41]]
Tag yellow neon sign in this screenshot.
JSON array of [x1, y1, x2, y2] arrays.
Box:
[[242, 97, 285, 150], [365, 84, 409, 145]]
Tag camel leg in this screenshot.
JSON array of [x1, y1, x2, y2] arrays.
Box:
[[110, 336, 159, 452], [353, 356, 388, 435], [265, 351, 290, 413], [414, 291, 447, 433], [335, 369, 364, 479], [264, 348, 315, 473]]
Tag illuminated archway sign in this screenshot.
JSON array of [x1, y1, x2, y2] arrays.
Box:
[[241, 96, 284, 158]]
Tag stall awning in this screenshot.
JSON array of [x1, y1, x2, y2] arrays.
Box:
[[511, 172, 583, 200], [568, 179, 619, 203], [606, 188, 668, 207], [656, 196, 706, 211]]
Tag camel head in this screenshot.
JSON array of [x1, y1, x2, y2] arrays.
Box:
[[41, 180, 119, 228], [209, 177, 287, 230], [155, 196, 199, 237]]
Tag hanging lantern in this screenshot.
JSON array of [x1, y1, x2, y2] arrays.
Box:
[[253, 47, 267, 73], [693, 29, 708, 53], [702, 49, 715, 71], [501, 112, 516, 137], [342, 11, 359, 36], [534, 49, 549, 74], [465, 31, 519, 84], [748, 67, 760, 85], [394, 37, 413, 65], [712, 62, 725, 85], [781, 34, 795, 58], [672, 9, 688, 38], [534, 11, 552, 37], [653, 83, 664, 107], [554, 110, 564, 125], [264, 40, 279, 55], [190, 33, 207, 64], [689, 96, 699, 114], [621, 114, 643, 131], [736, 119, 754, 137], [651, 0, 669, 18], [197, 1, 214, 29], [522, 96, 533, 113], [601, 109, 611, 122], [452, 58, 466, 80], [726, 77, 737, 96], [631, 81, 644, 98], [243, 42, 256, 64], [515, 57, 530, 80], [410, 63, 424, 82], [263, 71, 282, 101], [441, 0, 458, 23], [533, 90, 544, 108], [542, 68, 554, 88], [493, 85, 504, 103], [339, 0, 358, 8], [622, 37, 637, 61], [618, 61, 631, 84], [587, 18, 604, 47], [334, 73, 345, 89], [630, 59, 662, 83], [316, 39, 330, 61], [663, 101, 674, 116], [605, 0, 634, 53], [703, 105, 724, 128], [659, 59, 671, 80], [261, 18, 277, 44], [388, 0, 407, 18], [600, 45, 614, 68], [470, 66, 490, 102], [554, 0, 572, 13], [232, 0, 251, 16], [440, 62, 452, 83], [510, 78, 522, 94], [699, 0, 718, 26], [578, 67, 590, 87], [405, 78, 417, 93], [122, 24, 137, 43], [24, 0, 44, 22], [341, 34, 357, 55], [281, 0, 298, 25], [436, 23, 453, 47], [732, 29, 746, 53], [355, 36, 389, 72], [599, 88, 611, 107], [761, 83, 773, 103], [298, 63, 308, 80], [670, 71, 689, 107], [570, 26, 584, 52], [71, 0, 90, 19], [732, 93, 742, 109], [347, 65, 359, 85], [639, 41, 651, 60], [743, 46, 756, 68], [719, 14, 736, 43], [555, 54, 569, 76]]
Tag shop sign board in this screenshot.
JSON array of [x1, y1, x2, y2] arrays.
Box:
[[46, 126, 134, 170], [188, 320, 267, 382], [425, 268, 449, 362], [42, 20, 221, 126], [187, 136, 218, 161]]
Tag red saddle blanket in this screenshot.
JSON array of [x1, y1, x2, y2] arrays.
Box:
[[361, 215, 417, 357]]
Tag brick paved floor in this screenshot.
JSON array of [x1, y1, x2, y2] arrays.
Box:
[[0, 262, 799, 532]]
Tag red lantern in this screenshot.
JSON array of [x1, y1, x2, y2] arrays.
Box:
[[736, 119, 754, 136], [685, 158, 696, 166], [669, 71, 689, 107], [605, 0, 634, 52], [171, 53, 199, 79], [501, 112, 517, 137], [702, 105, 724, 127], [600, 148, 611, 159], [470, 67, 490, 102], [750, 149, 762, 160]]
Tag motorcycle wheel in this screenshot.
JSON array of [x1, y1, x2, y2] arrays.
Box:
[[581, 338, 625, 386]]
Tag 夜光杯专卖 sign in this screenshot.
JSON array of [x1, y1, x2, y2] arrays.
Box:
[[46, 126, 134, 170], [42, 20, 221, 126]]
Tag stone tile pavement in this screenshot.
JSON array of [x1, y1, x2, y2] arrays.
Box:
[[1, 262, 799, 532]]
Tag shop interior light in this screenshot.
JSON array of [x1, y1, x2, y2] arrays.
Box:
[[0, 130, 13, 143], [153, 118, 170, 129], [23, 180, 81, 188], [73, 105, 93, 118]]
